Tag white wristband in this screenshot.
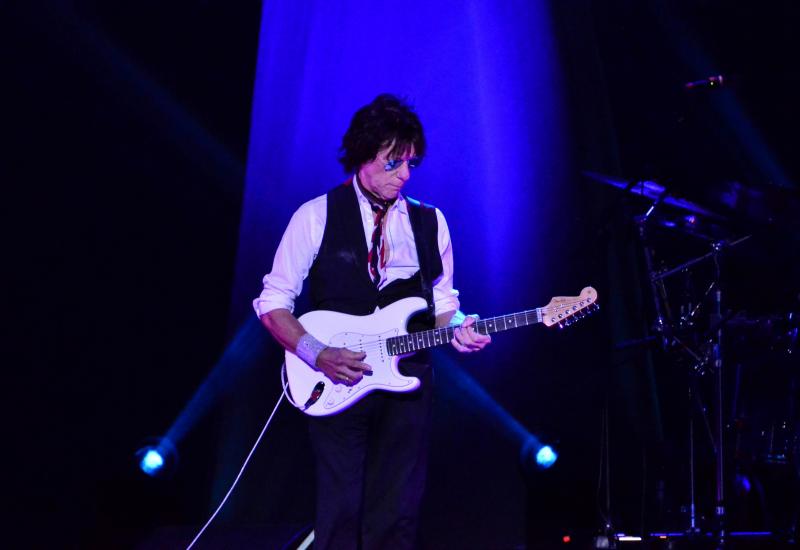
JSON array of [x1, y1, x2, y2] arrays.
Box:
[[296, 333, 327, 368]]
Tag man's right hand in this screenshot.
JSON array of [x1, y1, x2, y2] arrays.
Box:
[[316, 347, 371, 385]]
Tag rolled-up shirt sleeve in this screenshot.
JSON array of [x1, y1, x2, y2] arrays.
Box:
[[432, 208, 461, 317], [252, 197, 325, 316]]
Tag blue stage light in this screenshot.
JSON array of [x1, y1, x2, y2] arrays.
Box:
[[536, 445, 558, 468], [140, 449, 165, 475], [136, 437, 177, 477], [520, 436, 558, 473]]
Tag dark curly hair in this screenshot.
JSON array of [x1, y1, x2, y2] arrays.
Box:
[[338, 94, 426, 173]]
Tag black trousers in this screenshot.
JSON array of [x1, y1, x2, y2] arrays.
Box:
[[308, 362, 433, 550]]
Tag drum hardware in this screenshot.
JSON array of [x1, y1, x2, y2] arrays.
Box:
[[588, 170, 800, 544], [638, 205, 750, 546], [588, 170, 783, 546], [582, 171, 726, 220]]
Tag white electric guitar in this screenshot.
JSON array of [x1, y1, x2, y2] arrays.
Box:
[[282, 287, 598, 416]]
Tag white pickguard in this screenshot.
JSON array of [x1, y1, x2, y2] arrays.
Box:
[[284, 297, 428, 416]]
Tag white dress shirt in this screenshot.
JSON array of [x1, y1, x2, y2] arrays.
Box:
[[253, 176, 460, 317]]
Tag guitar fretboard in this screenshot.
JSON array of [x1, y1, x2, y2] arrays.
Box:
[[385, 309, 543, 356]]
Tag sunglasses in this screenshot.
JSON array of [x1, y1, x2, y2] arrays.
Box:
[[383, 157, 422, 172]]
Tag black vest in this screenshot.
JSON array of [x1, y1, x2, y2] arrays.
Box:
[[308, 182, 442, 333]]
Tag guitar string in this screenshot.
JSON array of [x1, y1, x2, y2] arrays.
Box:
[[323, 310, 542, 354], [314, 301, 592, 355]]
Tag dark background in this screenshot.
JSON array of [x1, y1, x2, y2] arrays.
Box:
[[7, 0, 800, 548]]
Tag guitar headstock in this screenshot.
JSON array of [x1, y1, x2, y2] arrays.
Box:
[[541, 286, 599, 329]]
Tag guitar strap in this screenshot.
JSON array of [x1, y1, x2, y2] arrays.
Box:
[[406, 196, 441, 320]]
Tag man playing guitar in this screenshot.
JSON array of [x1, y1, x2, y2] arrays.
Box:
[[254, 94, 491, 549]]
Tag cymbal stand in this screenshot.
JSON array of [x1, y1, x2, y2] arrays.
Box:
[[636, 202, 705, 539], [649, 236, 750, 549], [635, 191, 674, 350], [712, 268, 725, 548], [634, 186, 751, 546]]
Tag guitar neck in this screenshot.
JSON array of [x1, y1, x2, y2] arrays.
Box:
[[386, 309, 543, 356]]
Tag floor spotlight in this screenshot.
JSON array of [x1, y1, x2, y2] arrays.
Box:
[[136, 437, 177, 477], [521, 436, 558, 473], [140, 449, 164, 475], [536, 445, 558, 469]]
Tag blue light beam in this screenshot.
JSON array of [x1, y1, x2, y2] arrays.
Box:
[[164, 317, 267, 447], [436, 351, 558, 472]]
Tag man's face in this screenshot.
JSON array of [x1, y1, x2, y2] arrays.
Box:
[[357, 145, 417, 202]]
